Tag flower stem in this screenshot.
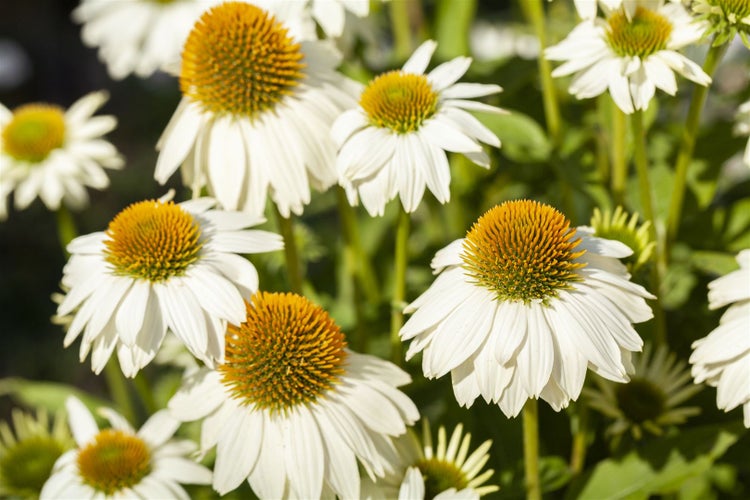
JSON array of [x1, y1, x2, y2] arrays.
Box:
[[389, 0, 415, 61], [273, 205, 304, 294], [666, 42, 727, 243], [611, 105, 627, 206], [523, 398, 542, 500], [103, 358, 136, 424], [631, 110, 666, 345], [569, 404, 589, 476], [390, 206, 410, 365], [133, 372, 157, 416], [55, 206, 77, 255], [520, 0, 561, 146], [336, 188, 380, 304]]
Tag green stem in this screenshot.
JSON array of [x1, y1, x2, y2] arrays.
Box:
[[523, 399, 542, 500], [389, 0, 414, 61], [631, 110, 666, 345], [390, 207, 410, 365], [569, 404, 589, 476], [336, 188, 380, 304], [103, 358, 136, 424], [273, 206, 304, 294], [611, 105, 627, 206], [133, 372, 157, 416], [666, 42, 727, 243], [55, 206, 77, 255], [520, 0, 561, 146]]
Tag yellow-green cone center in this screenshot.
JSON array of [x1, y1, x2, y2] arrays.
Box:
[[180, 1, 305, 117], [607, 7, 673, 58], [716, 0, 750, 20], [461, 200, 586, 303], [414, 458, 469, 499], [77, 430, 151, 495], [104, 200, 203, 282], [218, 292, 347, 414], [360, 71, 439, 134], [2, 104, 65, 163], [615, 378, 666, 423], [0, 436, 66, 494]]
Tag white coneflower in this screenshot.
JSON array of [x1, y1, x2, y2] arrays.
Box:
[[690, 249, 750, 427], [57, 195, 283, 376], [401, 199, 654, 418], [546, 1, 711, 114], [0, 91, 122, 219], [692, 0, 750, 47], [72, 0, 215, 79], [168, 291, 419, 498], [363, 421, 498, 499], [0, 408, 73, 498], [155, 1, 358, 217], [584, 342, 701, 442], [333, 39, 505, 216], [40, 397, 211, 499]]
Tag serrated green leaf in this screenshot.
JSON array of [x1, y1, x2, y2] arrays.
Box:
[[565, 422, 745, 500]]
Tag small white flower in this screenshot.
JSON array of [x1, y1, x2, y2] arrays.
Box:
[[57, 196, 283, 376], [169, 291, 419, 498], [546, 1, 711, 114], [734, 99, 750, 168], [0, 91, 122, 219], [690, 249, 750, 428], [401, 200, 654, 418], [72, 0, 216, 79], [333, 40, 506, 217], [363, 421, 498, 500], [155, 1, 358, 217], [40, 396, 211, 499]]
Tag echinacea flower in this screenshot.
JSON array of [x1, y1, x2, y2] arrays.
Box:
[[0, 91, 123, 220], [155, 1, 358, 217], [692, 0, 750, 47], [72, 0, 215, 79], [40, 396, 211, 499], [590, 205, 655, 273], [57, 195, 283, 376], [363, 421, 498, 499], [734, 99, 750, 167], [168, 291, 419, 498], [584, 342, 701, 443], [690, 249, 750, 427], [545, 1, 711, 114], [333, 39, 506, 216], [0, 408, 73, 499], [401, 199, 654, 418]]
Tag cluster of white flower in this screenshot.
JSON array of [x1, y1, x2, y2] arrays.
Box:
[[1, 0, 748, 498]]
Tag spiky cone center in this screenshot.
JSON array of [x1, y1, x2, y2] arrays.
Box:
[[0, 436, 67, 493], [2, 104, 65, 163], [360, 71, 439, 134], [461, 200, 586, 303], [414, 458, 469, 499], [103, 200, 203, 282], [615, 378, 666, 423], [715, 0, 750, 20], [77, 430, 151, 495], [218, 292, 348, 414], [607, 7, 673, 58], [180, 1, 305, 118]]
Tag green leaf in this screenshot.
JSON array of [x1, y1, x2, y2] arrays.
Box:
[[565, 422, 745, 500], [691, 250, 739, 277], [477, 111, 552, 163], [0, 377, 111, 414]]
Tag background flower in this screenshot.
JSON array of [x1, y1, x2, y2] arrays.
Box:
[[0, 91, 122, 219], [690, 249, 750, 427]]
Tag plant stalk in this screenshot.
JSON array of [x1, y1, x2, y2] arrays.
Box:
[[523, 398, 542, 500], [390, 207, 410, 365]]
